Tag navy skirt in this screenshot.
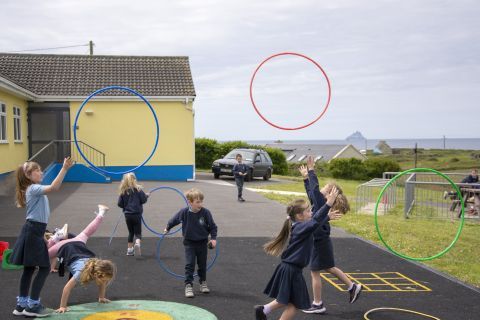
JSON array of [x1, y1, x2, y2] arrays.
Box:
[[310, 238, 335, 271], [10, 220, 50, 267], [263, 262, 310, 310]]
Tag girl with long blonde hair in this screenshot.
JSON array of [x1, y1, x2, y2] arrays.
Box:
[[117, 173, 148, 256]]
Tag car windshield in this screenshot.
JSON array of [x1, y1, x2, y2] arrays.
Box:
[[225, 150, 255, 161]]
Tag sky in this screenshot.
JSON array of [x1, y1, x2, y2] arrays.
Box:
[[1, 0, 479, 141]]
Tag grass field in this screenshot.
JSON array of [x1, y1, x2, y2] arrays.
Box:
[[259, 178, 480, 288]]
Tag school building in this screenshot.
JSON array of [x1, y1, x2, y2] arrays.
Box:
[[0, 53, 196, 184]]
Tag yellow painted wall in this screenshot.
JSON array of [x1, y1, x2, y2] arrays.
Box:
[[69, 100, 194, 166], [0, 90, 29, 175]]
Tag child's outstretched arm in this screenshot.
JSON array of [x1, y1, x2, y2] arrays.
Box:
[[44, 157, 74, 194], [98, 282, 111, 303], [306, 155, 326, 210], [299, 165, 314, 207], [56, 277, 76, 313], [164, 209, 183, 233]]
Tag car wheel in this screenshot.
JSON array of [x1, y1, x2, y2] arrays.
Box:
[[214, 173, 220, 179], [263, 169, 272, 181], [245, 169, 253, 182]]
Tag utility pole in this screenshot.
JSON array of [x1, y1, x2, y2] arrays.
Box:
[[89, 40, 94, 56], [443, 135, 446, 149]]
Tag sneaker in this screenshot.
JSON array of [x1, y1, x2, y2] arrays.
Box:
[[302, 302, 326, 314], [134, 242, 141, 256], [349, 283, 362, 303], [185, 284, 194, 298], [96, 204, 109, 216], [238, 197, 245, 202], [12, 305, 25, 316], [23, 303, 51, 318], [254, 305, 267, 320], [53, 224, 68, 241], [126, 248, 134, 256], [200, 281, 210, 293]]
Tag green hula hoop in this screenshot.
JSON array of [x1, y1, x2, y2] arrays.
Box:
[[374, 167, 465, 261]]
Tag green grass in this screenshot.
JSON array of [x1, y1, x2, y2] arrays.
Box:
[[369, 149, 480, 171], [260, 178, 480, 288]]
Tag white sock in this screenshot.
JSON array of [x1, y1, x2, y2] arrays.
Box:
[[313, 300, 323, 306], [263, 305, 271, 315], [348, 283, 354, 291]]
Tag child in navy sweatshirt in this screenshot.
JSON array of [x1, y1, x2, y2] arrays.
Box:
[[117, 173, 149, 256], [164, 188, 218, 298], [254, 186, 342, 320]]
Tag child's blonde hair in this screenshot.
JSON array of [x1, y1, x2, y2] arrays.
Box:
[[323, 183, 350, 214], [263, 198, 309, 257], [79, 258, 116, 286], [118, 173, 142, 195], [185, 188, 204, 202], [15, 161, 41, 208]]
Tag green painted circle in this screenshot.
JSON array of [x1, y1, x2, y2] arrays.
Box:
[[374, 168, 465, 261], [49, 300, 217, 320]]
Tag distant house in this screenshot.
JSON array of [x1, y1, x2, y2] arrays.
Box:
[[374, 140, 392, 155], [0, 53, 196, 182], [265, 143, 367, 163]]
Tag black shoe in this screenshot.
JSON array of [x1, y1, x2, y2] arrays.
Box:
[[23, 303, 51, 317], [254, 305, 267, 320], [12, 305, 25, 316], [302, 302, 326, 314], [349, 283, 362, 303], [239, 197, 246, 202]]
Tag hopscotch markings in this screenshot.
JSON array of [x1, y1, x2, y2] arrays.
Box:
[[320, 272, 432, 292]]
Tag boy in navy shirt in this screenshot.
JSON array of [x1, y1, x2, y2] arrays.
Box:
[[233, 153, 248, 202], [164, 188, 218, 298]]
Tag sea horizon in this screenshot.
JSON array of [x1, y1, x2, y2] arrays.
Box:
[[242, 138, 480, 151]]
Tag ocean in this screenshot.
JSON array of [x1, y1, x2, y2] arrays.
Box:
[[247, 138, 480, 151]]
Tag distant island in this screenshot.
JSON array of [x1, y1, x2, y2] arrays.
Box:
[[346, 131, 366, 141]]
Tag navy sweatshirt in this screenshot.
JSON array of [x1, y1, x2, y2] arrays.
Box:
[[303, 170, 330, 240], [117, 189, 148, 215], [462, 174, 479, 184], [281, 203, 331, 268], [233, 163, 248, 178], [166, 207, 218, 242]]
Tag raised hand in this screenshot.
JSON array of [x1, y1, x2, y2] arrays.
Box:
[[328, 209, 343, 221], [63, 157, 75, 170], [325, 186, 339, 207], [298, 165, 308, 179], [306, 155, 315, 171]]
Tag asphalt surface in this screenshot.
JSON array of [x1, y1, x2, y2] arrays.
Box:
[[0, 172, 478, 319]]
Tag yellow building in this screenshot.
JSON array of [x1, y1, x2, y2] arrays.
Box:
[[0, 53, 196, 183]]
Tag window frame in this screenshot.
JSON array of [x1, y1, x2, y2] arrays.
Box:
[[0, 102, 7, 143], [13, 105, 22, 143]]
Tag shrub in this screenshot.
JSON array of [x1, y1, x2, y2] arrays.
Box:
[[364, 158, 401, 178], [262, 147, 288, 175], [195, 138, 220, 169], [328, 158, 366, 180]]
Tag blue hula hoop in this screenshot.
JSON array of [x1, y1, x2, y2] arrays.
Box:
[[156, 234, 219, 280], [142, 186, 188, 236], [73, 85, 160, 175]]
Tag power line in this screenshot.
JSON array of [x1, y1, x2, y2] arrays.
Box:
[[6, 43, 90, 53]]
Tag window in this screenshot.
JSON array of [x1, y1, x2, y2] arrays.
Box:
[[298, 155, 307, 162], [314, 155, 324, 162], [0, 102, 6, 143], [287, 154, 296, 161], [13, 106, 22, 142]]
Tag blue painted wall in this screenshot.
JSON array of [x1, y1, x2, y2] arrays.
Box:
[[41, 163, 193, 184]]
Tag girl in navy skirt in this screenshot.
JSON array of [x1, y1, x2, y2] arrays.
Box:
[[254, 187, 342, 320], [299, 157, 362, 315], [10, 157, 74, 317]]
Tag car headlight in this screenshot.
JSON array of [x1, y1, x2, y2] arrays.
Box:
[[213, 161, 220, 167]]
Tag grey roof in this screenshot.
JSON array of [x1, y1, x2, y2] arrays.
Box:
[[265, 143, 360, 162], [0, 53, 195, 97]]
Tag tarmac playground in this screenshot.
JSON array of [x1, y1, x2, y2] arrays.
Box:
[[0, 173, 479, 319]]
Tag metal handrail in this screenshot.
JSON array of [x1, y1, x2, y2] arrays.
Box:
[[28, 140, 106, 170]]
